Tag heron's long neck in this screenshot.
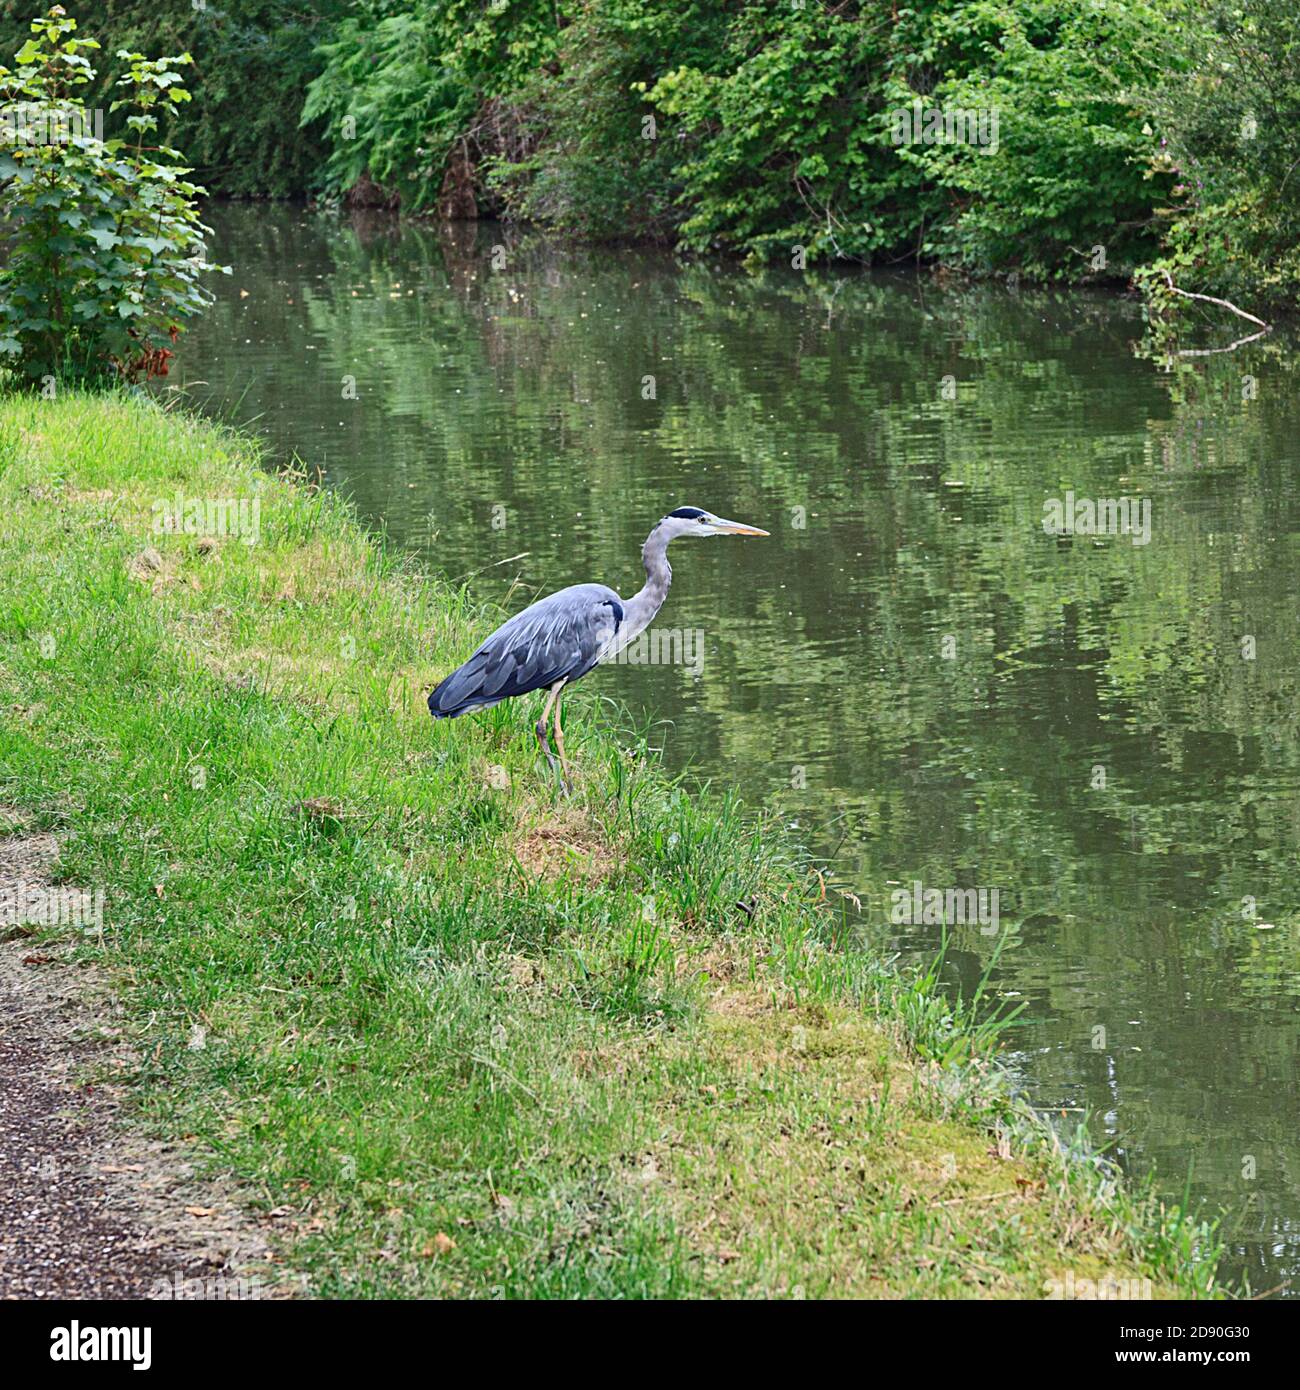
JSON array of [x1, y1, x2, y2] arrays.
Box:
[[621, 525, 672, 641]]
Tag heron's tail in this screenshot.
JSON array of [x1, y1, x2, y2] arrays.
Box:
[[428, 682, 466, 719], [428, 668, 504, 719]]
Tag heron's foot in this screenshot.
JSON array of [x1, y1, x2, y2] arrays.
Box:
[[550, 754, 573, 797], [536, 723, 570, 796], [552, 726, 575, 798]]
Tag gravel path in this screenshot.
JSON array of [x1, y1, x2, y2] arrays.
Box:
[[0, 819, 275, 1300]]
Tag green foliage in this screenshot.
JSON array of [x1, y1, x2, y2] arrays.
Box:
[[488, 0, 722, 242], [1144, 0, 1300, 313], [8, 2, 1287, 305], [888, 1, 1180, 278], [0, 7, 225, 383], [636, 0, 1176, 273], [0, 1, 341, 198], [303, 0, 1175, 278], [301, 0, 560, 211], [642, 4, 898, 262], [300, 8, 470, 207], [1, 2, 1292, 308]]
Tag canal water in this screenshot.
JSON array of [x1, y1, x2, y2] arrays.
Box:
[[174, 202, 1300, 1295]]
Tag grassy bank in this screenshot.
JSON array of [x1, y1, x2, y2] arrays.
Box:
[[0, 390, 1223, 1298]]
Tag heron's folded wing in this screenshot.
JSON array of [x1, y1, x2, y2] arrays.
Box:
[[429, 585, 623, 716]]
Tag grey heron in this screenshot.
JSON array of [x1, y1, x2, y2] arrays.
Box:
[[428, 507, 769, 789]]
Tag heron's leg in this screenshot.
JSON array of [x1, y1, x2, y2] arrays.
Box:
[[552, 685, 574, 789], [535, 682, 566, 788]]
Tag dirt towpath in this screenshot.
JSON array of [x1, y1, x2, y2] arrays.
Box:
[[0, 817, 278, 1299]]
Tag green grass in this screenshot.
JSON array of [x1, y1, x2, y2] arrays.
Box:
[[0, 389, 1225, 1298]]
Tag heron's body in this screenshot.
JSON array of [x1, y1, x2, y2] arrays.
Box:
[[426, 582, 626, 718], [428, 507, 768, 787]]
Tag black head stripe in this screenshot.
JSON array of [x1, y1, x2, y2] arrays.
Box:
[[667, 507, 708, 520]]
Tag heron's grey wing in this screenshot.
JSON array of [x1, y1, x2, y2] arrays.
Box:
[[429, 584, 623, 718]]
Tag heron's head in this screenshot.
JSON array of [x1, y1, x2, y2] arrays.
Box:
[[658, 506, 770, 540]]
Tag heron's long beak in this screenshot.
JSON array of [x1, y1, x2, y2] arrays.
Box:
[[710, 517, 770, 536]]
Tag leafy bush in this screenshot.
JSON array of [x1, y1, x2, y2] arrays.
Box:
[[301, 0, 560, 212], [367, 0, 1172, 277], [637, 0, 1174, 274], [891, 1, 1180, 279], [1144, 0, 1300, 313], [0, 1, 340, 198], [6, 1, 1288, 311], [0, 6, 224, 383], [488, 1, 723, 243]]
